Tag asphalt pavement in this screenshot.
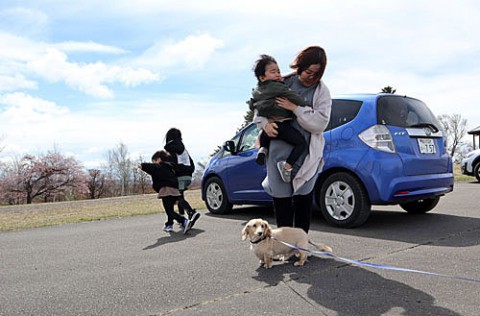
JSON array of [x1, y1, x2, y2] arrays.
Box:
[[0, 181, 479, 316]]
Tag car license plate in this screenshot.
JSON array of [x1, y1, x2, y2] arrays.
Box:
[[418, 138, 436, 154]]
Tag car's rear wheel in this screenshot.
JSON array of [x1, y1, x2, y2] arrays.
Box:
[[399, 196, 440, 214], [474, 162, 480, 182], [204, 177, 233, 214], [319, 172, 371, 228]]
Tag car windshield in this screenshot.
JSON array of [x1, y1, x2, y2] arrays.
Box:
[[377, 96, 441, 130]]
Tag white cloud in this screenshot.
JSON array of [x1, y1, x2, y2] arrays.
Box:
[[0, 92, 69, 122], [26, 48, 160, 98], [0, 31, 43, 61], [0, 31, 160, 98], [53, 41, 128, 54], [0, 7, 49, 38], [0, 92, 70, 154], [0, 74, 37, 92], [0, 92, 243, 167], [136, 34, 224, 70]]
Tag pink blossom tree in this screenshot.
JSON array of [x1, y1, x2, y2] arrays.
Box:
[[1, 151, 88, 204]]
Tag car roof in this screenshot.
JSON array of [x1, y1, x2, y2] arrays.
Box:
[[332, 93, 413, 101]]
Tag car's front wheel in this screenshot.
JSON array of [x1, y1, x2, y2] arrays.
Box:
[[204, 177, 233, 214], [318, 172, 371, 228], [399, 196, 440, 214]]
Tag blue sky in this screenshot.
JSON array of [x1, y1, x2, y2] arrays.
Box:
[[1, 0, 479, 168]]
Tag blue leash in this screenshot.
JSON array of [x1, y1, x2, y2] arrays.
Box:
[[271, 237, 480, 284]]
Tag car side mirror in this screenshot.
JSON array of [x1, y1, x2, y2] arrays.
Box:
[[223, 140, 237, 154]]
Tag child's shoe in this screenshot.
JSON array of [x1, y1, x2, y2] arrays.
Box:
[[183, 218, 193, 234], [277, 161, 292, 183], [189, 210, 201, 229], [163, 224, 174, 232], [256, 147, 268, 165]]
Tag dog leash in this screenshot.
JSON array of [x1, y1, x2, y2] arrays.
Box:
[[270, 237, 480, 284]]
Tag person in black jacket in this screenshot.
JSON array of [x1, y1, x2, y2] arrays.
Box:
[[138, 150, 194, 234], [164, 128, 200, 227]]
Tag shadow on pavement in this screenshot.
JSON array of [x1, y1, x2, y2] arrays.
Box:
[[204, 205, 480, 248], [253, 256, 461, 316], [318, 210, 480, 248], [142, 229, 205, 250]]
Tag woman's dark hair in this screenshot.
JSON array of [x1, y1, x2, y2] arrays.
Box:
[[165, 128, 182, 142], [152, 150, 170, 162], [253, 54, 277, 81], [290, 46, 327, 79]]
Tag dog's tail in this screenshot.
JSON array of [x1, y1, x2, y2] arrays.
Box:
[[308, 240, 333, 253]]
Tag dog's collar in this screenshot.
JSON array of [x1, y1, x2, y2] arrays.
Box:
[[250, 235, 267, 244]]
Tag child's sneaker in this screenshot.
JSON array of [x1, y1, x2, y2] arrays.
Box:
[[183, 218, 193, 234], [277, 161, 292, 183], [256, 147, 268, 165], [189, 210, 201, 229], [163, 224, 174, 232]]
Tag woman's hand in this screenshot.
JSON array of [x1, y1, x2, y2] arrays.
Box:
[[264, 122, 279, 138], [276, 97, 298, 112]]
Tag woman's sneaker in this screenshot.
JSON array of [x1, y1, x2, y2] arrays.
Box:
[[256, 147, 268, 165], [277, 161, 292, 183], [163, 224, 174, 232]]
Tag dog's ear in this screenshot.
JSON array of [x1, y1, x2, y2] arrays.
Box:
[[264, 220, 272, 237], [241, 225, 249, 240]]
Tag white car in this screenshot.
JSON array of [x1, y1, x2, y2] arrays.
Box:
[[461, 149, 480, 182]]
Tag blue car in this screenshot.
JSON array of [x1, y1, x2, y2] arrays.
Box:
[[201, 93, 454, 228]]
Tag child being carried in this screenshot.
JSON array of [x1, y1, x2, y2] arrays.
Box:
[[247, 54, 307, 183]]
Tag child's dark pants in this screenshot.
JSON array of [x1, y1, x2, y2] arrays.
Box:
[[161, 195, 186, 225], [259, 120, 307, 166]]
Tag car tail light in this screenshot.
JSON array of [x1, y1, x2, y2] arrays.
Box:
[[359, 125, 396, 154]]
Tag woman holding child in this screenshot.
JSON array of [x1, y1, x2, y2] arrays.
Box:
[[253, 46, 332, 233]]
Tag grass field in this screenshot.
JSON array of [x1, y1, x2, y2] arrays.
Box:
[[0, 165, 475, 233], [453, 163, 475, 181], [0, 190, 204, 233]]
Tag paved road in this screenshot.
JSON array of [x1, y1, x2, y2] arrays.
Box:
[[1, 181, 479, 316]]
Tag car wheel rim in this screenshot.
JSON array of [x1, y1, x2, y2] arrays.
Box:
[[206, 182, 223, 210], [324, 180, 355, 220]]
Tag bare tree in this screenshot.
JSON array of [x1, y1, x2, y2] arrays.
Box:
[[106, 142, 133, 196], [133, 155, 150, 194], [437, 113, 468, 157], [87, 169, 106, 199], [191, 160, 207, 189], [0, 135, 5, 153]]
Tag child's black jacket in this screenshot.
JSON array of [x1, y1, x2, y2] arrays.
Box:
[[140, 162, 178, 192]]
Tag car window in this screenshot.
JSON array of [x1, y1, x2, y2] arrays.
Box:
[[238, 124, 260, 152], [377, 96, 441, 129], [326, 99, 363, 131]]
